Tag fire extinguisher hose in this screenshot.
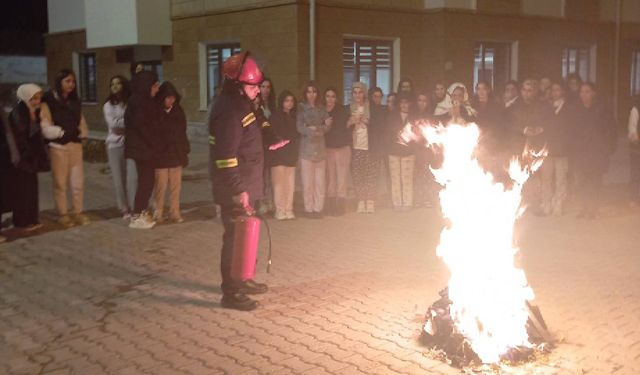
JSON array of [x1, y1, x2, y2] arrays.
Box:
[[255, 213, 273, 273]]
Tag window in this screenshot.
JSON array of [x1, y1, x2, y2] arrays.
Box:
[[562, 47, 590, 82], [206, 44, 241, 104], [474, 42, 511, 92], [343, 39, 393, 103], [632, 51, 640, 96], [78, 53, 97, 102]]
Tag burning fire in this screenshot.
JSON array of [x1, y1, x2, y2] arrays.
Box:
[[422, 123, 543, 364]]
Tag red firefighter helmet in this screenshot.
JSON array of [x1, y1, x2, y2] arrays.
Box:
[[222, 51, 264, 85]]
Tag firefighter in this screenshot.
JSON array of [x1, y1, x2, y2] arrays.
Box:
[[209, 51, 282, 311]]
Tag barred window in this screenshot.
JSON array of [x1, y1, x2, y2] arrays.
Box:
[[79, 53, 97, 102], [562, 47, 590, 82], [474, 42, 511, 92], [206, 44, 241, 104], [343, 39, 393, 104]]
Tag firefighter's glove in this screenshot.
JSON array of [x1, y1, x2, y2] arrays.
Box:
[[232, 191, 253, 213]]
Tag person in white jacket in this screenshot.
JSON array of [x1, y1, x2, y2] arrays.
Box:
[[629, 98, 640, 205], [103, 75, 136, 219]]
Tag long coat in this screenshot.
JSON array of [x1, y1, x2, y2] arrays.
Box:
[[569, 102, 616, 175], [125, 71, 161, 161], [155, 82, 190, 168]]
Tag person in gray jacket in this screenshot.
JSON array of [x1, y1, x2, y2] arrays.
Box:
[[297, 81, 332, 218]]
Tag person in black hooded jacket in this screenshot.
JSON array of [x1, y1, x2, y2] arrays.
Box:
[[152, 81, 190, 223], [125, 71, 161, 229], [6, 84, 50, 230]]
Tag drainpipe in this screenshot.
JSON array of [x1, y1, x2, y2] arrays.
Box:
[[310, 0, 316, 80], [613, 0, 621, 120]]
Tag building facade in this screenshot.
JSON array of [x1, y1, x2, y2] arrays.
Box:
[[45, 0, 640, 131]]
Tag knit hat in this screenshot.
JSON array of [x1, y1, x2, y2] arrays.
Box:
[[16, 83, 43, 103]]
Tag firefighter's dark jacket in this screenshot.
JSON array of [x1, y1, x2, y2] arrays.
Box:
[[209, 84, 274, 205]]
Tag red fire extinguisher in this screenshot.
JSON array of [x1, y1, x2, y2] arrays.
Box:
[[230, 210, 272, 282]]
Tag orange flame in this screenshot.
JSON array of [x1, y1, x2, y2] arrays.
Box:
[[424, 123, 542, 363]]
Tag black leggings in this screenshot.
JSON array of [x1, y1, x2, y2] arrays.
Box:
[[133, 160, 155, 214], [10, 169, 39, 227]]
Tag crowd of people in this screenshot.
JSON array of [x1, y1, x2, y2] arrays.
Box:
[[0, 66, 190, 241], [1, 66, 640, 242], [257, 73, 638, 222]]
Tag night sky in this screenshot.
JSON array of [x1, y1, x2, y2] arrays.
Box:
[[0, 0, 48, 55]]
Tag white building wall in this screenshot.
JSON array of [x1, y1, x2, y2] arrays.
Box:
[[47, 0, 86, 33], [48, 0, 171, 47], [85, 0, 138, 48]]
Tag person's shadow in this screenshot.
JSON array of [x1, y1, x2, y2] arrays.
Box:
[[0, 200, 218, 242]]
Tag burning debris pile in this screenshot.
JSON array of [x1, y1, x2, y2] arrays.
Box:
[[415, 124, 553, 368], [420, 288, 552, 368]]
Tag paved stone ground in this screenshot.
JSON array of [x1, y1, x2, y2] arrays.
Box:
[[1, 141, 640, 374]]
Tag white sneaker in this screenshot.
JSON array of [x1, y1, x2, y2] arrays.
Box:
[[356, 200, 366, 213], [285, 211, 296, 220], [366, 200, 375, 213], [274, 210, 287, 220], [129, 214, 156, 229]]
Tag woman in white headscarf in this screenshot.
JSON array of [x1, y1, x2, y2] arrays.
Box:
[[4, 83, 50, 231], [433, 82, 476, 124]]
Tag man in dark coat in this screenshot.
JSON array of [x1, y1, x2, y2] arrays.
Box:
[[209, 51, 279, 311], [539, 82, 575, 216], [506, 78, 547, 207], [507, 78, 546, 155], [569, 82, 616, 219]]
